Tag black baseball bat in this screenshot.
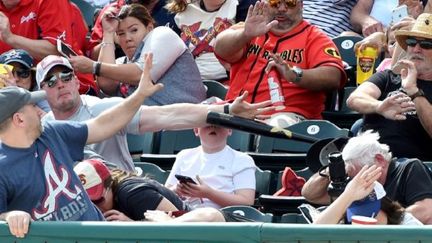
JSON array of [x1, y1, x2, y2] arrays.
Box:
[[206, 112, 319, 143]]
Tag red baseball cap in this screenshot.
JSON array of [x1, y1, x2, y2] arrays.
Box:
[[73, 159, 111, 201]]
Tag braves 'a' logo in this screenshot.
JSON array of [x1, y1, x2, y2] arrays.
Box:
[[32, 151, 83, 220]]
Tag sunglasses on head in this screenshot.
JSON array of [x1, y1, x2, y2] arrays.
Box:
[[405, 37, 432, 50], [268, 0, 297, 8], [41, 71, 74, 88], [14, 69, 31, 79]]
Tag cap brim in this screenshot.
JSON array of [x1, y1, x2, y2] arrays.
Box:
[[28, 90, 46, 104], [5, 59, 32, 69], [394, 30, 432, 50], [86, 184, 104, 201], [306, 137, 349, 172]]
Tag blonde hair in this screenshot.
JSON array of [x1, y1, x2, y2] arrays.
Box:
[[165, 0, 188, 13]]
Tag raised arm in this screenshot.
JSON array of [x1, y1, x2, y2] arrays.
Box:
[[350, 0, 384, 36], [214, 1, 277, 63], [346, 81, 415, 120], [399, 59, 432, 137], [313, 165, 382, 224], [301, 170, 332, 205], [85, 54, 163, 144]]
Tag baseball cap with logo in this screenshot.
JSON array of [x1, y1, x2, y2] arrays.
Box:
[[73, 159, 111, 201], [0, 87, 46, 124], [36, 55, 73, 89], [346, 182, 386, 223], [0, 49, 34, 69]]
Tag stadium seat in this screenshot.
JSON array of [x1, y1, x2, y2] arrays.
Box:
[[134, 162, 169, 184], [221, 205, 273, 222], [332, 35, 363, 86], [255, 167, 273, 198], [256, 120, 349, 154], [127, 133, 154, 161], [322, 86, 362, 129], [70, 0, 97, 30], [203, 80, 228, 99]]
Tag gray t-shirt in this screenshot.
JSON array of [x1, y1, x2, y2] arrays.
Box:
[[43, 95, 141, 172], [115, 26, 206, 105]]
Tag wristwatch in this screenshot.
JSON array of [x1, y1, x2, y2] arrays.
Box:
[[409, 88, 425, 101], [291, 66, 303, 83]]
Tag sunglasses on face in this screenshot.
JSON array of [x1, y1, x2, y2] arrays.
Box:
[[41, 71, 74, 88], [405, 38, 432, 50], [268, 0, 297, 8], [14, 69, 31, 79]]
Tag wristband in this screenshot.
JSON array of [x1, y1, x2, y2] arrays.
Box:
[[224, 104, 230, 114], [100, 42, 114, 48], [93, 62, 102, 76]]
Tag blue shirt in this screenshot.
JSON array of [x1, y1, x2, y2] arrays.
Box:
[[0, 121, 104, 221]]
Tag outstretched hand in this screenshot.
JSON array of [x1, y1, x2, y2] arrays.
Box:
[[376, 92, 415, 120], [344, 165, 382, 202], [399, 59, 419, 95], [243, 1, 278, 39], [136, 53, 164, 98], [230, 91, 274, 120]]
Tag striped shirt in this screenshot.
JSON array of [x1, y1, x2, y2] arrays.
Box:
[[303, 0, 357, 38]]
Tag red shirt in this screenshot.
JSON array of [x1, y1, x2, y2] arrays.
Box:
[[0, 0, 97, 94], [87, 0, 125, 55], [225, 21, 346, 119]]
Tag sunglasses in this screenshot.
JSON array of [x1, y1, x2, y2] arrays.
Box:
[[14, 69, 31, 79], [268, 0, 297, 8], [405, 38, 432, 50], [41, 71, 74, 88]]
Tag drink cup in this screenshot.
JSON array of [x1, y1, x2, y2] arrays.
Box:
[[351, 215, 378, 225], [356, 47, 378, 85]]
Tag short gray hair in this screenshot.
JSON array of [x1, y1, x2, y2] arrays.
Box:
[[342, 130, 392, 167]]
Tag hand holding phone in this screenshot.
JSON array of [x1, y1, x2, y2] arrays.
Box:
[[56, 39, 77, 58], [175, 174, 197, 184], [391, 5, 408, 25]]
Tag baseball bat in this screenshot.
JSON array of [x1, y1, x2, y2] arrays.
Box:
[[206, 112, 319, 143]]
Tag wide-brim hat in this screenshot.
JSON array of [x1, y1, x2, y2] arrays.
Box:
[[306, 137, 349, 172], [395, 13, 432, 50]]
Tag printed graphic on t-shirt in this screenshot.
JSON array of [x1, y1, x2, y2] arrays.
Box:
[[32, 151, 88, 221], [180, 17, 232, 57]]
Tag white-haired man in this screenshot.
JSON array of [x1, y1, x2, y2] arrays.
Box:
[[302, 130, 432, 224]]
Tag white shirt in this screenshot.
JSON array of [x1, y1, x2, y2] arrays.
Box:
[[166, 145, 256, 209]]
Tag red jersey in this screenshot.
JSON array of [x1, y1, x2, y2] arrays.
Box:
[[225, 21, 346, 119], [88, 0, 125, 55], [0, 0, 98, 95]]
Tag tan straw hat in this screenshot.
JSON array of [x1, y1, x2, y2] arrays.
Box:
[[395, 13, 432, 50]]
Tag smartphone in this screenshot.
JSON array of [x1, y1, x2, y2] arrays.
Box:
[[0, 64, 13, 75], [391, 5, 408, 25], [56, 39, 77, 58], [175, 174, 197, 184]]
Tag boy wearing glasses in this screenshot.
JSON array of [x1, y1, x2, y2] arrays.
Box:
[[0, 49, 50, 112], [214, 0, 346, 128], [347, 13, 432, 161]]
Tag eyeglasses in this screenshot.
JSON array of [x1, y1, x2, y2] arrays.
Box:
[[268, 0, 298, 8], [41, 71, 74, 88], [405, 38, 432, 50], [14, 69, 31, 79]]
